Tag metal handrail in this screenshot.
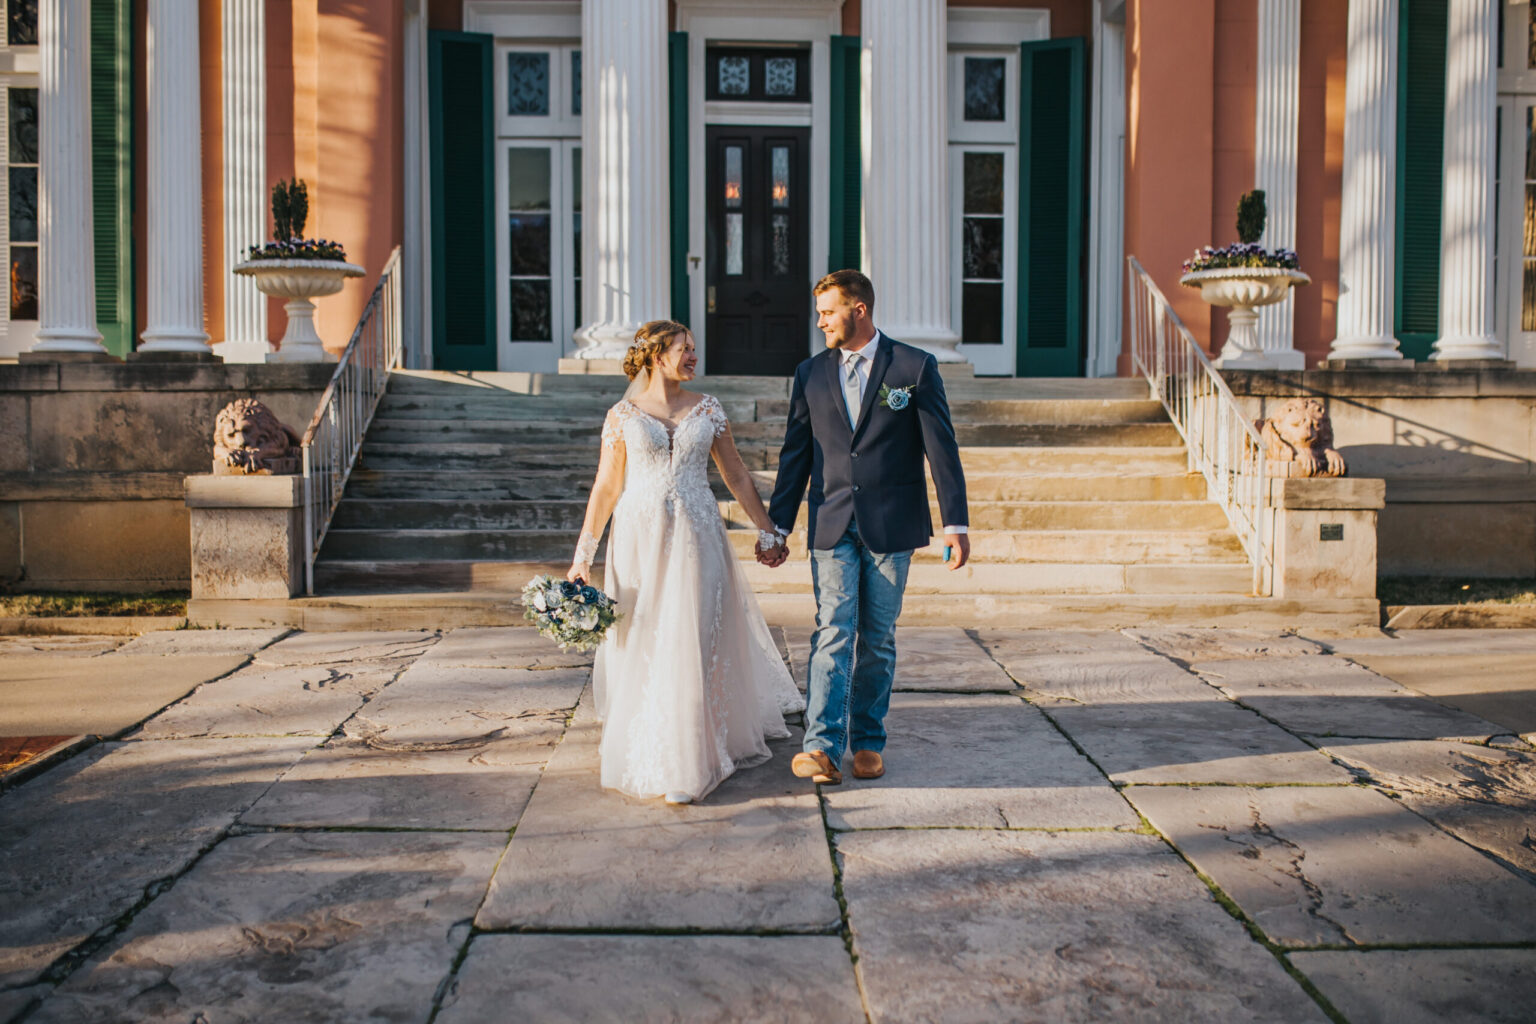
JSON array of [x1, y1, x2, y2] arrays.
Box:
[[1127, 256, 1272, 596], [300, 246, 403, 595]]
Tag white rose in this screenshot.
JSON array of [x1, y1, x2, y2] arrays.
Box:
[[530, 590, 547, 612], [577, 607, 599, 631]]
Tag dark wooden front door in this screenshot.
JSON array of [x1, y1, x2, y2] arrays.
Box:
[[705, 126, 810, 376]]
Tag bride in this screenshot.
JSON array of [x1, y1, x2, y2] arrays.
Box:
[[567, 320, 804, 805]]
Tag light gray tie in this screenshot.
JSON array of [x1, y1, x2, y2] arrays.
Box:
[[843, 353, 863, 429]]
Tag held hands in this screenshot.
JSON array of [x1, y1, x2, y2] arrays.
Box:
[[943, 532, 970, 571], [755, 530, 790, 569]]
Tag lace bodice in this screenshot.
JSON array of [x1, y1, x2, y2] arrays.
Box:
[[603, 395, 728, 512]]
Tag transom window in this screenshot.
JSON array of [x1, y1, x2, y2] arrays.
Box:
[[706, 47, 810, 103]]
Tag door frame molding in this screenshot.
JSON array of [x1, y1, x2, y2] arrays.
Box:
[[676, 2, 838, 374]]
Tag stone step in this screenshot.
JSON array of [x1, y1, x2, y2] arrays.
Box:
[[309, 556, 1252, 596], [191, 589, 1379, 631], [316, 526, 1245, 565], [718, 498, 1229, 532], [751, 397, 1169, 425], [341, 468, 1209, 503]]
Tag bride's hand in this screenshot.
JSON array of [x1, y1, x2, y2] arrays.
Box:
[[567, 562, 591, 584]]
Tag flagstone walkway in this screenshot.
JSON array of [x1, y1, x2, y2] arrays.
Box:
[[1, 625, 1533, 1023]]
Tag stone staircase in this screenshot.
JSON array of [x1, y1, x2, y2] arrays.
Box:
[[269, 369, 1374, 629]]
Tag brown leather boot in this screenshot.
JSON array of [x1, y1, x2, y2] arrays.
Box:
[[791, 750, 841, 785], [851, 750, 884, 779]]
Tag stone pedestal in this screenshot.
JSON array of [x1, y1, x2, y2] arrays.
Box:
[[1265, 477, 1385, 601], [186, 475, 305, 599]]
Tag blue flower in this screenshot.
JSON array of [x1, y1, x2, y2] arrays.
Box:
[[560, 580, 580, 598]]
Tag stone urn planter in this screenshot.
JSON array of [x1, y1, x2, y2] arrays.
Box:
[[1179, 266, 1311, 370], [232, 258, 364, 363]]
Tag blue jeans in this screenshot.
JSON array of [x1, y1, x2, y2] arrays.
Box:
[[805, 519, 912, 763]]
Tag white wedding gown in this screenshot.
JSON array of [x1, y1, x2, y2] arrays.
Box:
[[593, 394, 804, 801]]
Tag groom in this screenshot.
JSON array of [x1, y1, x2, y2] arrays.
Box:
[[758, 270, 969, 785]]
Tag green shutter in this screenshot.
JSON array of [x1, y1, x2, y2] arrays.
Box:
[[669, 32, 689, 325], [1018, 38, 1087, 377], [91, 0, 133, 356], [828, 35, 861, 271], [428, 31, 496, 371], [1395, 0, 1447, 361]]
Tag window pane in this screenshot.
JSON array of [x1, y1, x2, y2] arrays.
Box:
[[1529, 5, 1536, 69], [724, 146, 742, 208], [963, 217, 1003, 280], [571, 50, 582, 116], [771, 213, 790, 276], [1526, 106, 1536, 181], [765, 57, 797, 97], [964, 57, 1006, 122], [509, 214, 551, 276], [771, 146, 790, 208], [573, 147, 582, 324], [1524, 261, 1536, 331], [962, 282, 1002, 344], [9, 166, 36, 242], [510, 279, 552, 340], [8, 0, 37, 45], [10, 245, 37, 319], [508, 148, 551, 212], [963, 152, 1004, 214], [8, 88, 37, 164], [507, 52, 550, 117], [718, 56, 750, 96], [725, 212, 744, 275]]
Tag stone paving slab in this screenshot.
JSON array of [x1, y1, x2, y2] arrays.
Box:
[[837, 829, 1324, 1024], [1046, 701, 1351, 785], [0, 985, 47, 1022], [0, 737, 313, 989], [1126, 784, 1536, 948], [820, 692, 1135, 830], [436, 935, 865, 1024], [132, 663, 400, 740], [477, 703, 838, 933], [252, 629, 440, 666], [415, 625, 593, 669], [1288, 949, 1536, 1024], [0, 655, 251, 736], [0, 635, 124, 657], [27, 831, 504, 1024], [1348, 653, 1536, 737], [110, 627, 290, 657], [1124, 628, 1325, 663], [975, 631, 1218, 706], [783, 627, 1017, 692], [374, 662, 589, 732], [1316, 628, 1536, 657], [1193, 656, 1507, 740], [1317, 738, 1536, 878]]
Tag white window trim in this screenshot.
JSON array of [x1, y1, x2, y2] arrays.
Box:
[[676, 2, 839, 373], [947, 50, 1019, 146], [495, 43, 581, 140], [1496, 3, 1536, 366], [496, 139, 580, 373], [464, 1, 580, 40], [949, 145, 1017, 376], [0, 75, 38, 358]]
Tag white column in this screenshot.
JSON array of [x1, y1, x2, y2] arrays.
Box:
[[138, 0, 212, 354], [217, 0, 269, 362], [31, 0, 105, 354], [572, 0, 670, 360], [862, 0, 962, 361], [1329, 0, 1403, 360], [1253, 0, 1304, 370], [1432, 0, 1503, 360]]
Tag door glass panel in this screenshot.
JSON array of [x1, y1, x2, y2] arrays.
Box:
[[508, 148, 552, 340], [771, 146, 790, 208], [962, 282, 1002, 344], [718, 56, 750, 96], [8, 88, 36, 163], [964, 57, 1006, 122], [960, 150, 1005, 344], [572, 147, 582, 326], [765, 57, 797, 97], [724, 146, 743, 207], [8, 0, 36, 45], [726, 213, 744, 276], [1528, 5, 1536, 69], [571, 51, 582, 116], [507, 52, 550, 117], [1525, 107, 1536, 330], [771, 214, 790, 276], [963, 152, 1004, 214], [9, 166, 36, 242], [963, 219, 1003, 280]]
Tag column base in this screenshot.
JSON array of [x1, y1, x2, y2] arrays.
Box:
[[1325, 336, 1405, 361], [1216, 347, 1306, 371], [573, 322, 644, 361], [18, 350, 120, 364], [883, 326, 967, 364], [127, 349, 224, 364], [1430, 335, 1506, 362], [214, 338, 277, 364]]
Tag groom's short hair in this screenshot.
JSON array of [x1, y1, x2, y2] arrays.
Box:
[[814, 270, 874, 316]]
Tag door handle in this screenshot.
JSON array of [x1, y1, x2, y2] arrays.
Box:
[[707, 286, 717, 313]]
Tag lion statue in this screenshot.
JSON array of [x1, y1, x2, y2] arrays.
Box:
[[1256, 397, 1346, 477], [213, 398, 301, 475]]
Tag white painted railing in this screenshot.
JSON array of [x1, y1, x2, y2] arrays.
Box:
[[1127, 256, 1272, 596], [300, 246, 402, 595]]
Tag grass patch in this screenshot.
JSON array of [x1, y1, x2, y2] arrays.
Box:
[[1378, 577, 1536, 607], [0, 590, 189, 617]]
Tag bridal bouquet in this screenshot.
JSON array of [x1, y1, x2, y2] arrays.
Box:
[[521, 575, 619, 651]]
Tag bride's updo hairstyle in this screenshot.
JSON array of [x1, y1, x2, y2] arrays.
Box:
[[624, 319, 690, 380]]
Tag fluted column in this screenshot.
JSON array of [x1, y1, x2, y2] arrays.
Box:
[[1431, 0, 1503, 360], [1328, 0, 1403, 360], [218, 0, 270, 362], [572, 0, 670, 359], [862, 0, 962, 361], [138, 0, 212, 354], [31, 0, 105, 354], [1253, 0, 1304, 369]]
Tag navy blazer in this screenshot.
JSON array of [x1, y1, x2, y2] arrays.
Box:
[[768, 335, 968, 554]]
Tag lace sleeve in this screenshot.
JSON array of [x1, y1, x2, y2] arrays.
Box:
[[601, 403, 629, 451], [702, 394, 729, 438]]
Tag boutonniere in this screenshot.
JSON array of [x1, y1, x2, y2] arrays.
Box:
[[878, 383, 915, 411]]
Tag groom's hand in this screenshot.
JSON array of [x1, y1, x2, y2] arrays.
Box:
[[944, 533, 970, 571]]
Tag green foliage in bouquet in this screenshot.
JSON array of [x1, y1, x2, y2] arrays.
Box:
[[521, 574, 619, 651], [246, 178, 347, 261]]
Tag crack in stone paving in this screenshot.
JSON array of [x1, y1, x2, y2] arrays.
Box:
[[1216, 804, 1356, 947], [817, 796, 875, 1024]]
